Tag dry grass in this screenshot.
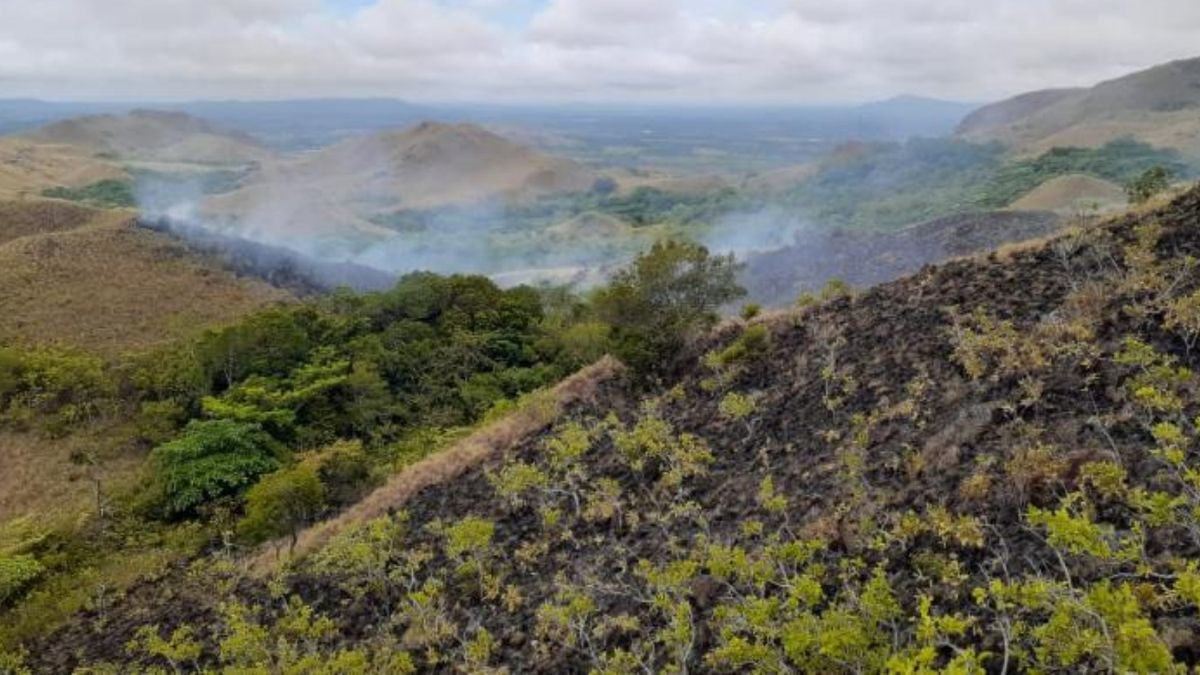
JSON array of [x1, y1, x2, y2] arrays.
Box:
[[0, 139, 128, 199], [0, 427, 144, 525], [247, 356, 623, 572], [1008, 174, 1127, 214], [0, 200, 292, 359], [0, 199, 100, 246]]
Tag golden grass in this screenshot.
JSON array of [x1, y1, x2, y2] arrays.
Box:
[[0, 427, 144, 525], [247, 356, 624, 572], [0, 200, 292, 359], [0, 139, 127, 199]]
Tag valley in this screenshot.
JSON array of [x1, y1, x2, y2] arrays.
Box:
[[1, 48, 1200, 673]]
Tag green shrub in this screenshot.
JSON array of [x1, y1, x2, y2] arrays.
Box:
[[0, 555, 44, 606], [42, 179, 136, 208], [0, 345, 112, 435], [1125, 165, 1173, 204], [595, 241, 745, 374], [238, 464, 326, 548], [150, 419, 281, 518]]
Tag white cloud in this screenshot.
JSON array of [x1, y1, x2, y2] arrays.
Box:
[[0, 0, 1198, 102]]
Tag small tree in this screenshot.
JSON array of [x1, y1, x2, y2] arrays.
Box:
[[1126, 166, 1172, 204], [238, 464, 326, 551], [150, 419, 280, 518], [595, 241, 745, 374]]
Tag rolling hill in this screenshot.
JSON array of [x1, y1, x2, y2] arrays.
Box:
[[1007, 173, 1128, 214], [0, 200, 290, 359], [22, 109, 271, 166], [958, 56, 1200, 156], [197, 121, 601, 255]]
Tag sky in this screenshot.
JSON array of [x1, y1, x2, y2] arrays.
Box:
[[2, 0, 1199, 104]]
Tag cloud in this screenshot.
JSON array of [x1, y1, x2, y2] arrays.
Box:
[[1, 0, 1198, 102]]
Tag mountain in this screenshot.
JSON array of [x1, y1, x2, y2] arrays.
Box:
[[958, 56, 1200, 156], [26, 181, 1200, 671], [22, 109, 272, 165], [854, 94, 979, 138], [292, 120, 598, 209], [198, 121, 600, 251]]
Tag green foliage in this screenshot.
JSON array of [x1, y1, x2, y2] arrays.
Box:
[[238, 464, 327, 547], [783, 138, 1187, 230], [718, 391, 756, 421], [707, 324, 771, 369], [595, 240, 745, 373], [981, 140, 1185, 208], [126, 624, 202, 672], [149, 419, 281, 518], [42, 179, 136, 208], [0, 345, 112, 435], [0, 556, 44, 607], [1126, 165, 1173, 204]]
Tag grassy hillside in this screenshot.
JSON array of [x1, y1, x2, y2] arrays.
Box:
[[959, 56, 1200, 157], [23, 109, 271, 166], [0, 201, 291, 359], [17, 183, 1200, 671]]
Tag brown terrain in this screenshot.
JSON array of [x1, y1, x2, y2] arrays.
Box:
[[0, 200, 290, 359], [23, 109, 271, 166], [958, 56, 1200, 156]]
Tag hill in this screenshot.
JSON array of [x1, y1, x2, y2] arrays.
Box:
[[0, 200, 290, 359], [742, 209, 1063, 305], [1008, 173, 1128, 214], [0, 138, 128, 199], [25, 179, 1200, 670], [197, 121, 600, 254], [959, 56, 1200, 156], [22, 109, 271, 166]]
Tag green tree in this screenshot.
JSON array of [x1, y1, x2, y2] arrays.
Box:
[[595, 241, 745, 374], [150, 419, 280, 518], [1126, 165, 1172, 204], [238, 464, 326, 550]]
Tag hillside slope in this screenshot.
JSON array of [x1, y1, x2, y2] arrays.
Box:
[[0, 200, 290, 358], [959, 56, 1200, 156], [742, 209, 1063, 305], [22, 109, 271, 165], [197, 121, 599, 254], [1008, 173, 1128, 214], [28, 184, 1200, 671], [0, 139, 128, 199]]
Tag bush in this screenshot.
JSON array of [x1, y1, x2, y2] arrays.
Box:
[[0, 555, 44, 606], [594, 241, 745, 374], [238, 464, 326, 549], [150, 419, 281, 518], [42, 179, 136, 208], [1126, 166, 1173, 204], [0, 345, 112, 435]]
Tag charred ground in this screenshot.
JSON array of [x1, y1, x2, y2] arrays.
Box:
[[26, 187, 1200, 672]]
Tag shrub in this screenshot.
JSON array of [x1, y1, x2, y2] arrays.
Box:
[[707, 324, 770, 368], [0, 555, 44, 606], [594, 241, 745, 374], [1125, 166, 1172, 204], [150, 419, 281, 518], [238, 464, 327, 549], [0, 345, 112, 435]]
